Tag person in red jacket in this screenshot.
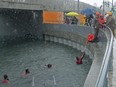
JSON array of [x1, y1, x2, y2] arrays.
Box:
[[98, 14, 106, 29], [93, 12, 101, 42], [2, 74, 9, 83], [76, 52, 85, 64]]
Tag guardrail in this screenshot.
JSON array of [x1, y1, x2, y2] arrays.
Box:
[[95, 26, 114, 87]]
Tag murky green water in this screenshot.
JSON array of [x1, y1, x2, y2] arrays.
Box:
[[0, 40, 92, 87]]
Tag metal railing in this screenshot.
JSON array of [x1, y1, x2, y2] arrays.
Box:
[[95, 26, 114, 87]]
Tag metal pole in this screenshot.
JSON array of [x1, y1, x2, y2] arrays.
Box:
[[103, 0, 105, 14], [112, 0, 113, 11], [78, 0, 79, 13]]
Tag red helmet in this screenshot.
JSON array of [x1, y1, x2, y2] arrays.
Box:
[[88, 33, 95, 42], [95, 12, 100, 15]]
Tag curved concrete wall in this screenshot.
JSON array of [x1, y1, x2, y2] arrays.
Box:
[[42, 24, 107, 58], [43, 24, 94, 58]]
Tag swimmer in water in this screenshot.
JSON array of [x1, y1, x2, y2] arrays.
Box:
[[25, 69, 30, 74], [46, 64, 52, 68], [76, 52, 85, 64], [2, 74, 9, 83], [22, 69, 30, 76]]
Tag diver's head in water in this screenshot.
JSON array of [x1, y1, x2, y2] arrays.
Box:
[[3, 74, 9, 80], [47, 64, 52, 68], [25, 69, 30, 74]]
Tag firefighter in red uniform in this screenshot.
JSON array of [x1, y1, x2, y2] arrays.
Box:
[[93, 12, 100, 42], [98, 14, 106, 29]]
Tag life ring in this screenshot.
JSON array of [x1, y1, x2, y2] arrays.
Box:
[[88, 33, 95, 42]]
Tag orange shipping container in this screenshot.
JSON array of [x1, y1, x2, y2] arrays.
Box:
[[43, 11, 64, 24]]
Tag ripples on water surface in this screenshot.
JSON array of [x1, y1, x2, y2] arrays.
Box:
[[0, 40, 92, 87]]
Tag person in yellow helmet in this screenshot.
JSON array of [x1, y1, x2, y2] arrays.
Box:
[[106, 12, 116, 36], [83, 15, 86, 25], [107, 12, 112, 16]]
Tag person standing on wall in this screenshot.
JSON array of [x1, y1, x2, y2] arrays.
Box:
[[106, 12, 116, 36], [98, 14, 106, 29], [92, 12, 100, 42]]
